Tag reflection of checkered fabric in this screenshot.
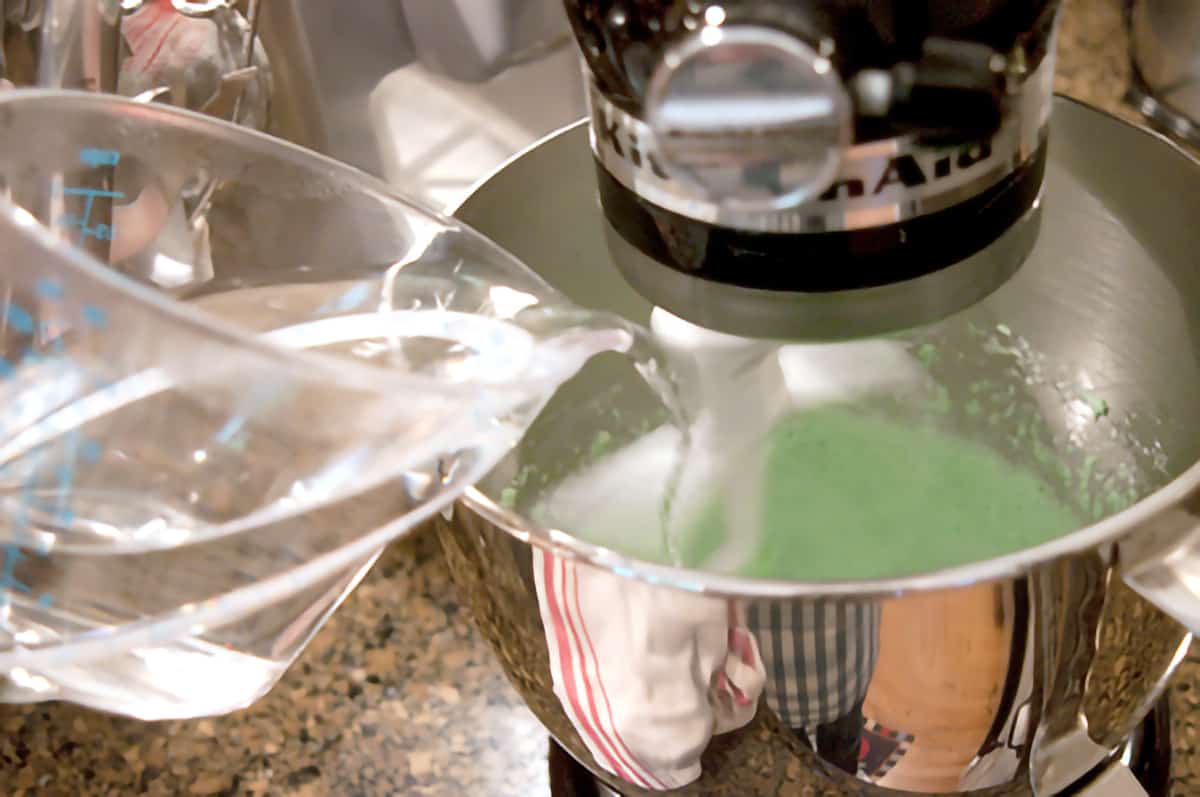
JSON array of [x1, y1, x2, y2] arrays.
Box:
[[744, 599, 881, 727], [860, 718, 915, 778]]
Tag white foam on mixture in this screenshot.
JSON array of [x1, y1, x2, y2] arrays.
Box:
[[534, 310, 933, 572]]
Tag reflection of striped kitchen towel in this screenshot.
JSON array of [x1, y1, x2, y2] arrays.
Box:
[[859, 718, 915, 779], [532, 548, 766, 791]]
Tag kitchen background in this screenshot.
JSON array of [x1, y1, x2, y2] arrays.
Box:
[[1, 0, 1195, 795]]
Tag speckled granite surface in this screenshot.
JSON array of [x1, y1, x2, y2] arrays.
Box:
[[2, 1, 1198, 796], [0, 533, 551, 797]]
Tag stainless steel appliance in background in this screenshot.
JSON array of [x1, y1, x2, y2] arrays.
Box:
[[1128, 0, 1200, 147], [0, 1, 271, 120], [258, 0, 573, 176], [0, 0, 572, 175]]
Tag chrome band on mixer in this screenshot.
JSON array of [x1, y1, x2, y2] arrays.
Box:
[[587, 53, 1055, 234]]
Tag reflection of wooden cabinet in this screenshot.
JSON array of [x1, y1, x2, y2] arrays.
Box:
[[864, 585, 1013, 793]]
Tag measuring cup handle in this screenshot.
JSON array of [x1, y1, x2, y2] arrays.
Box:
[[1120, 507, 1200, 635]]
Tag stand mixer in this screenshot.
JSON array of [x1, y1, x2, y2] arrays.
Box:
[[0, 0, 1060, 336], [570, 0, 1059, 340], [556, 0, 1065, 588]]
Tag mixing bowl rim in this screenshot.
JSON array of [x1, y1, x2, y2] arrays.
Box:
[[0, 88, 542, 401], [456, 455, 1200, 598], [451, 94, 1200, 599]]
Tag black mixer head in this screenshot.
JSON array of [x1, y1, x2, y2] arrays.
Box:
[[564, 0, 1062, 339]]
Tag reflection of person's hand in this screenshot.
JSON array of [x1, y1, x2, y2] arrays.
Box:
[[111, 184, 171, 263], [713, 616, 766, 734]]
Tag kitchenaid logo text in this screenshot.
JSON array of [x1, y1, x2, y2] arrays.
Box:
[[594, 107, 997, 204], [817, 142, 994, 201], [594, 112, 672, 181]]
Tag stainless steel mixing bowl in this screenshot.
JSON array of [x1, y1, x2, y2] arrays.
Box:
[[1129, 0, 1200, 149], [437, 96, 1200, 795]]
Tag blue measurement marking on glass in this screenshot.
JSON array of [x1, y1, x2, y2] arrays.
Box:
[[0, 546, 29, 597], [79, 439, 102, 463], [6, 301, 33, 335], [15, 448, 60, 608], [79, 148, 120, 169], [82, 303, 108, 330], [60, 148, 124, 246], [0, 445, 42, 610], [61, 188, 122, 245], [60, 188, 123, 198], [47, 281, 103, 526], [215, 415, 247, 445], [1, 153, 125, 609], [0, 300, 34, 607], [34, 278, 64, 301], [318, 282, 371, 314], [0, 282, 111, 610]]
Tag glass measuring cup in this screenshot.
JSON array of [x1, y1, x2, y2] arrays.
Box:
[[0, 90, 667, 718]]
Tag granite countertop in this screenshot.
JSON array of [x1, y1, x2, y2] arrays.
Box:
[[1, 1, 1196, 795]]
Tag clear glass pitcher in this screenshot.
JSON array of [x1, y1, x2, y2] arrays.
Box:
[[0, 89, 669, 719]]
